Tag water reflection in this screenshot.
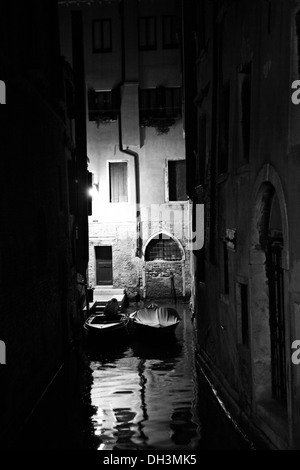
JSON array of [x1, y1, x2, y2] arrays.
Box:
[[85, 303, 201, 450], [14, 303, 255, 450]]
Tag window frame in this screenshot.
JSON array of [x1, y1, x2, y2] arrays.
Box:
[[87, 89, 119, 123], [145, 234, 182, 262], [138, 16, 157, 51], [92, 18, 112, 53], [108, 160, 129, 204], [139, 87, 182, 122], [162, 15, 179, 49], [165, 159, 187, 203]]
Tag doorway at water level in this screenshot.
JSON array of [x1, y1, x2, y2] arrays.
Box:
[[95, 245, 113, 286]]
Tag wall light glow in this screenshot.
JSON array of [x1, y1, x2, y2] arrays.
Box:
[[89, 183, 99, 198]]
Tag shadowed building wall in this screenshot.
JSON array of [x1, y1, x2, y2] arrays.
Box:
[[183, 0, 300, 450]]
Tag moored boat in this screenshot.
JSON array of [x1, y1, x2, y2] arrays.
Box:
[[84, 312, 129, 339], [84, 298, 129, 341], [129, 306, 181, 336]]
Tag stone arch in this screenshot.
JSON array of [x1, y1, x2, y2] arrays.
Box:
[[141, 231, 186, 299], [250, 164, 288, 259], [142, 230, 185, 261], [249, 164, 289, 409]]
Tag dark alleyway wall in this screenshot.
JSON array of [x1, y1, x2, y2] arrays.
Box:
[[0, 1, 86, 446]]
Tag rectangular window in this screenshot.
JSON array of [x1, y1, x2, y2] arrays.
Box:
[[162, 15, 178, 49], [92, 19, 112, 53], [139, 87, 182, 121], [139, 16, 156, 50], [168, 160, 186, 202], [88, 89, 119, 122], [109, 162, 128, 203], [164, 87, 182, 118]]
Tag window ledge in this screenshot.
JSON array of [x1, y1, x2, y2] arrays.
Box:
[[146, 259, 182, 263], [109, 202, 130, 205], [165, 200, 189, 204]]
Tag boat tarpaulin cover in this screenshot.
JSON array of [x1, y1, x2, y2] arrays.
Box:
[[133, 307, 181, 328]]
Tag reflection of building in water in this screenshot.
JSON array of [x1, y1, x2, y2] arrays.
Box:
[[90, 360, 146, 450], [87, 306, 200, 450]]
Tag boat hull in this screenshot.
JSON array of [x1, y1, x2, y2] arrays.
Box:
[[131, 322, 179, 337], [84, 313, 129, 342]]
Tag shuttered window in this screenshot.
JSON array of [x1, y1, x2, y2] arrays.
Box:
[[93, 19, 112, 53], [88, 89, 119, 122], [109, 162, 128, 203], [139, 87, 182, 120], [162, 16, 178, 49], [138, 16, 156, 50], [168, 160, 186, 201]]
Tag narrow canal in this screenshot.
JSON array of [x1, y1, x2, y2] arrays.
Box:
[[16, 301, 255, 450], [85, 302, 200, 450]]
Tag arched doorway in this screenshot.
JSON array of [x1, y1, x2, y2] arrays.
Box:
[[142, 231, 186, 299], [249, 165, 289, 412]]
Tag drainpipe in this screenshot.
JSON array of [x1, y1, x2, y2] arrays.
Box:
[[118, 114, 141, 258]]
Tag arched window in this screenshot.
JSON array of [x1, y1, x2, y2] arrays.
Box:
[[145, 234, 182, 261]]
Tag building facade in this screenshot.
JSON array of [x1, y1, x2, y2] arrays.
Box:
[[0, 1, 89, 445], [184, 0, 300, 450], [59, 0, 191, 300]]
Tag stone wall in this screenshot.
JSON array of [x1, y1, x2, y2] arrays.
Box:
[[145, 261, 183, 299], [89, 221, 192, 299]]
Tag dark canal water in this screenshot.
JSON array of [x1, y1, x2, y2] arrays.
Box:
[[15, 302, 254, 451], [86, 302, 200, 451]]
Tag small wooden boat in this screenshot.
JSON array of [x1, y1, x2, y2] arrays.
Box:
[[84, 297, 130, 338], [129, 306, 181, 336], [84, 313, 129, 340]]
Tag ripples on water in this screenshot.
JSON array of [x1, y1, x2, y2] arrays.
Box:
[[15, 302, 254, 450], [85, 303, 201, 451]]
